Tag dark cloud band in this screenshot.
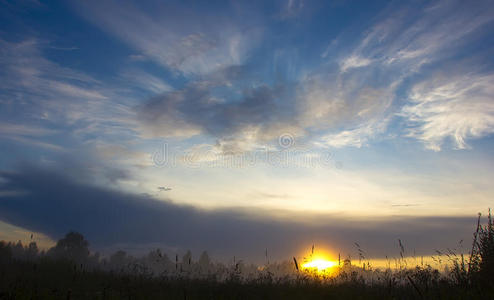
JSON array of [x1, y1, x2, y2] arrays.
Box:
[[0, 165, 477, 262]]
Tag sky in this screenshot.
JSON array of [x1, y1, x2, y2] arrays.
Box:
[[0, 0, 494, 263]]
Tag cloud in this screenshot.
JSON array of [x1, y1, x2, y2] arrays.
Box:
[[0, 165, 479, 261], [137, 67, 301, 151], [295, 69, 396, 149], [73, 0, 261, 75], [0, 38, 139, 153], [0, 121, 63, 152], [0, 122, 58, 137], [74, 0, 493, 152], [345, 0, 494, 69], [120, 69, 172, 94], [330, 0, 494, 150], [4, 0, 492, 159], [134, 0, 494, 151], [137, 60, 398, 151], [49, 81, 107, 100], [317, 120, 389, 148], [0, 39, 125, 123], [339, 55, 372, 72], [136, 47, 399, 152], [2, 136, 65, 152], [278, 0, 305, 20], [400, 73, 494, 151]]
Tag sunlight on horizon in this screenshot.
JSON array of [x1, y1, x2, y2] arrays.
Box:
[[302, 258, 338, 273], [299, 247, 340, 275]]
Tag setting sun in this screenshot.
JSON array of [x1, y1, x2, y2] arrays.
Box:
[[302, 259, 337, 271], [301, 256, 339, 275]]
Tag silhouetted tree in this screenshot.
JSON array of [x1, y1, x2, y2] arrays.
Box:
[[48, 231, 90, 263], [25, 241, 38, 260], [182, 250, 192, 265], [145, 248, 173, 274], [110, 250, 128, 270], [0, 241, 12, 263], [11, 240, 24, 259], [199, 251, 210, 267], [181, 250, 192, 272]]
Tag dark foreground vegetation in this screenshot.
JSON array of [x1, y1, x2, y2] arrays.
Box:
[[0, 211, 493, 299]]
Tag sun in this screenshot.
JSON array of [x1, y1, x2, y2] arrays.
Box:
[[302, 259, 337, 271], [301, 257, 339, 274], [298, 246, 340, 275]]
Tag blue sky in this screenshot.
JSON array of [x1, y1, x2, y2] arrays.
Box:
[[1, 0, 494, 262]]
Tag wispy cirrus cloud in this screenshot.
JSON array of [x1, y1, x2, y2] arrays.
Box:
[[0, 122, 64, 151], [330, 0, 494, 150], [120, 69, 172, 94], [73, 0, 262, 76], [278, 0, 305, 20], [342, 0, 494, 69], [69, 0, 494, 152], [401, 73, 494, 151], [316, 120, 389, 149], [0, 38, 137, 148], [0, 122, 58, 137], [12, 0, 483, 155], [339, 55, 372, 72]]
